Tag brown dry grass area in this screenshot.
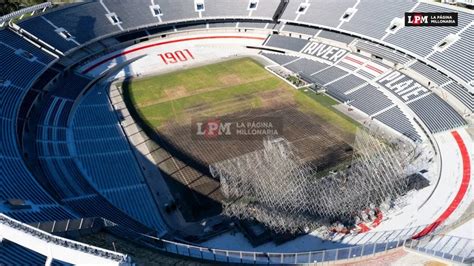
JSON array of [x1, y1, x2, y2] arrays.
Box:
[[137, 74, 271, 108], [158, 104, 353, 170], [218, 74, 242, 85], [163, 86, 187, 99]]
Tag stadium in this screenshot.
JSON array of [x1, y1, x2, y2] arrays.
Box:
[[0, 0, 473, 264]]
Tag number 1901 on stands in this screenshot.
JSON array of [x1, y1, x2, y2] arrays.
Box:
[[158, 49, 195, 64]]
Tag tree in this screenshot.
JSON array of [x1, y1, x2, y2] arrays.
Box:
[[0, 0, 47, 16]]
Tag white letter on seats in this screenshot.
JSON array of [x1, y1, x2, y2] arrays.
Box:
[[329, 49, 346, 62], [378, 71, 400, 84]]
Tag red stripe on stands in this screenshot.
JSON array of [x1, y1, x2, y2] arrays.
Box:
[[412, 131, 471, 239], [345, 56, 364, 65], [81, 35, 266, 74], [366, 64, 384, 74], [358, 223, 371, 233]]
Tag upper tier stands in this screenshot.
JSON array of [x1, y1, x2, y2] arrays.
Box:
[[18, 0, 281, 53], [340, 0, 417, 39], [384, 3, 473, 57], [428, 25, 474, 84], [14, 0, 474, 93], [282, 0, 358, 28], [0, 29, 54, 88]]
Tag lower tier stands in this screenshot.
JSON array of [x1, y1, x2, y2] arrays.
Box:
[[71, 85, 167, 233], [260, 52, 427, 141], [0, 83, 75, 224], [408, 94, 467, 133], [428, 26, 474, 84], [26, 73, 161, 235], [310, 66, 349, 85], [0, 239, 47, 265], [4, 206, 74, 224], [284, 57, 330, 77], [265, 34, 309, 52], [374, 107, 422, 142], [347, 84, 394, 116], [261, 52, 299, 65], [409, 61, 473, 112], [325, 74, 366, 97]]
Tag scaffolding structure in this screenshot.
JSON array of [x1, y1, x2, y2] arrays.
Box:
[[210, 129, 428, 233]]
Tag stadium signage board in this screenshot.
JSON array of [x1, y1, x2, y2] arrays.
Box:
[[192, 117, 283, 140], [405, 12, 458, 26], [300, 42, 348, 63]]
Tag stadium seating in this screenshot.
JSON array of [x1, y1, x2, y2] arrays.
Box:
[[318, 30, 356, 44], [0, 31, 51, 88], [410, 61, 451, 86], [0, 68, 74, 224], [5, 206, 74, 224], [384, 3, 473, 57], [25, 71, 165, 234], [238, 21, 269, 29], [428, 26, 474, 84], [72, 85, 167, 233], [261, 52, 299, 66], [0, 0, 471, 263], [265, 34, 309, 52], [354, 41, 412, 64], [325, 74, 366, 96], [281, 23, 320, 36], [0, 239, 47, 265], [284, 57, 330, 77], [311, 66, 349, 86], [408, 94, 467, 133], [340, 0, 416, 39], [441, 82, 474, 112], [282, 0, 357, 28], [374, 107, 422, 142]]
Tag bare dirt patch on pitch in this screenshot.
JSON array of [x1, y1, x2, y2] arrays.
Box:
[[158, 104, 353, 170]]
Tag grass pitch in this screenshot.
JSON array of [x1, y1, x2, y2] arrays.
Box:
[[129, 57, 357, 135], [126, 57, 359, 218]]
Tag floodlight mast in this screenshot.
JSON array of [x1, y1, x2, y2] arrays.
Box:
[[210, 129, 426, 234]]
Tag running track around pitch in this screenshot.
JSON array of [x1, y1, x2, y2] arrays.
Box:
[[412, 131, 471, 239], [81, 35, 471, 240], [82, 35, 266, 74]]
